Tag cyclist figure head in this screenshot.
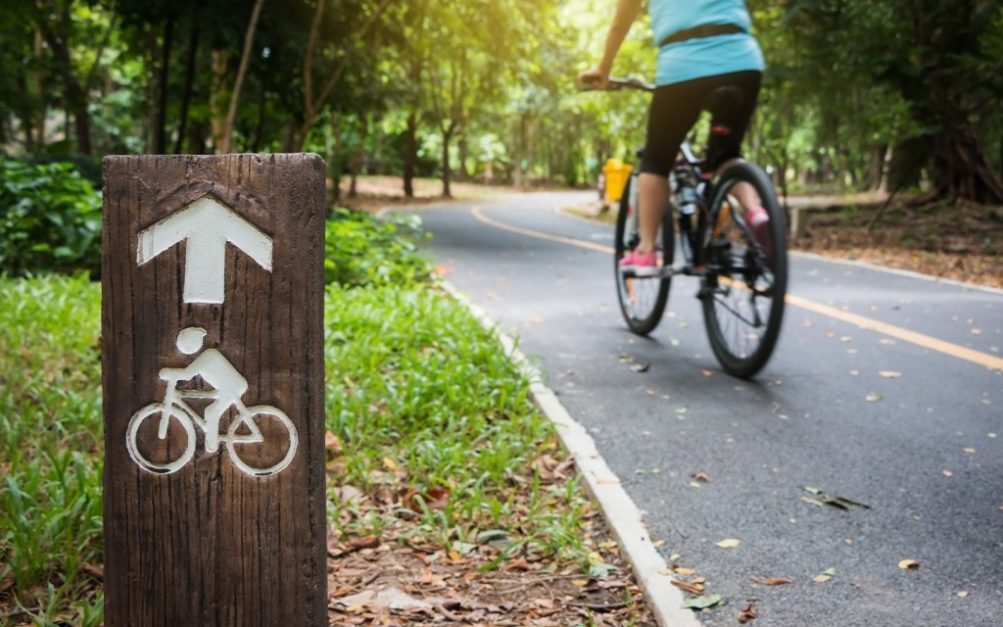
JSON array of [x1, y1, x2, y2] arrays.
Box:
[[176, 326, 208, 355]]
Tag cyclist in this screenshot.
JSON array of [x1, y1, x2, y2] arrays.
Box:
[[160, 326, 248, 451], [579, 0, 769, 269]]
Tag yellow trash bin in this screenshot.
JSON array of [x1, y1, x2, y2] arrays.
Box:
[[603, 159, 633, 202]]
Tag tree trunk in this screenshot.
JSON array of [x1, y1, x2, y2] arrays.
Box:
[[866, 145, 887, 191], [441, 123, 454, 198], [457, 134, 469, 180], [928, 121, 1003, 204], [330, 112, 342, 203], [175, 15, 200, 154], [36, 13, 92, 154], [250, 83, 267, 152], [403, 110, 418, 198], [218, 0, 265, 153], [34, 30, 46, 148], [349, 116, 369, 198], [153, 11, 175, 154], [209, 49, 228, 150]]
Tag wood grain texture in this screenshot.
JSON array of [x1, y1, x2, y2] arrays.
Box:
[[101, 154, 327, 626]]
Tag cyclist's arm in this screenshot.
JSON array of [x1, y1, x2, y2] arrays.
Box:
[[597, 0, 643, 75], [159, 366, 188, 381]]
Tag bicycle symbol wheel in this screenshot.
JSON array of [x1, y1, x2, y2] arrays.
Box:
[[126, 403, 197, 474], [225, 405, 298, 476]]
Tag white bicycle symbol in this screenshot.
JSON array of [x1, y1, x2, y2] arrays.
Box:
[[126, 327, 298, 477]]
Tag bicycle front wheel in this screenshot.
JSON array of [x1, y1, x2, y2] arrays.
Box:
[[700, 160, 787, 378], [614, 172, 674, 335]]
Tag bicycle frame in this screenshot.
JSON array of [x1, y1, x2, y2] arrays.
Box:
[[159, 379, 261, 453]]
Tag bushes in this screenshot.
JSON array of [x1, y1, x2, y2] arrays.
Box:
[[0, 158, 102, 277], [324, 208, 431, 287], [0, 157, 428, 286]]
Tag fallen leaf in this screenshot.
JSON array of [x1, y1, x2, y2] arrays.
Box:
[[866, 391, 883, 402], [82, 562, 104, 580], [333, 584, 440, 611], [682, 594, 722, 610], [738, 601, 759, 623], [750, 576, 792, 586], [382, 457, 398, 472], [957, 591, 969, 598], [898, 559, 920, 570], [801, 486, 869, 509], [963, 447, 975, 454], [673, 566, 696, 576], [325, 430, 342, 456], [671, 580, 705, 595], [506, 558, 531, 571], [970, 328, 982, 335], [631, 363, 650, 373], [879, 371, 902, 378], [716, 538, 741, 549], [689, 472, 711, 483], [813, 567, 836, 583], [700, 369, 715, 377], [942, 469, 953, 478]]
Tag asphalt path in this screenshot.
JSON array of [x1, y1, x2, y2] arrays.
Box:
[[408, 191, 1003, 627]]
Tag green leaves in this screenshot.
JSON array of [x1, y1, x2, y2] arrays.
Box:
[[0, 158, 102, 277], [682, 593, 723, 610], [323, 208, 430, 288]]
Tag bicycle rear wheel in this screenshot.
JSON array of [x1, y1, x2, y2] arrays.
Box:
[[614, 172, 674, 335], [700, 160, 787, 378]]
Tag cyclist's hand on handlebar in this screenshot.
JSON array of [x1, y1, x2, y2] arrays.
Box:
[[578, 67, 608, 90]]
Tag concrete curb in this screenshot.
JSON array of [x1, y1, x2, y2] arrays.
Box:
[[439, 280, 700, 627], [791, 250, 1003, 296]]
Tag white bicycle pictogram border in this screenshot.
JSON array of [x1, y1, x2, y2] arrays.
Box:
[[126, 386, 298, 477]]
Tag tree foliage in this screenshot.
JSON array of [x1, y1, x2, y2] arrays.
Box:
[[2, 0, 1002, 204]]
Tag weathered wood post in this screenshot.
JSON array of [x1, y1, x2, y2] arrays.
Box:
[[101, 154, 327, 626]]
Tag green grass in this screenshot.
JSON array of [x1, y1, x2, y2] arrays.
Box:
[[0, 275, 104, 626], [324, 285, 589, 562], [0, 235, 592, 623]]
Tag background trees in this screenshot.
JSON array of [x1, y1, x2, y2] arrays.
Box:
[[2, 0, 1002, 205]]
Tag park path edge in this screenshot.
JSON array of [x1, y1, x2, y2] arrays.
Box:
[[438, 280, 700, 627]]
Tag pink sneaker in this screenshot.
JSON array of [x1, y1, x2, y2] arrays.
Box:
[[746, 206, 771, 258], [619, 248, 659, 276]]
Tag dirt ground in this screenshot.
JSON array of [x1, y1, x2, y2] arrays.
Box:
[[792, 200, 1003, 289], [334, 176, 514, 213], [326, 512, 657, 626]]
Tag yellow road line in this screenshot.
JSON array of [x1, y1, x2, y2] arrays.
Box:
[[471, 206, 614, 254], [469, 206, 1003, 372], [784, 294, 1003, 371]]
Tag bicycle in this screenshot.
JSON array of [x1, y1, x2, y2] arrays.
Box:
[[126, 374, 298, 477], [583, 76, 787, 378]]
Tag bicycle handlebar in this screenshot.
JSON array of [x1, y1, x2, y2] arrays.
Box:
[[578, 75, 655, 93]]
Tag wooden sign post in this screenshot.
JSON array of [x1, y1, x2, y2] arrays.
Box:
[[101, 154, 327, 626]]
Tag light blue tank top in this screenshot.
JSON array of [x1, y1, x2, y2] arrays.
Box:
[[648, 0, 765, 86]]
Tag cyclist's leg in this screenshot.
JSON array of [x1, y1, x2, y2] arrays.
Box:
[[203, 398, 228, 452], [634, 80, 704, 255], [702, 71, 763, 218]]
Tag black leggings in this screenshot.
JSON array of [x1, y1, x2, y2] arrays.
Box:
[[639, 70, 761, 177]]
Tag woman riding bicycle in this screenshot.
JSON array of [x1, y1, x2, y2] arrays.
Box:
[[580, 0, 768, 270]]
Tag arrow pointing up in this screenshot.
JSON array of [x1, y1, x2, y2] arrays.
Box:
[[137, 195, 273, 304]]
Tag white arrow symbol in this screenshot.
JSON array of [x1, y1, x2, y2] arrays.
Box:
[[137, 195, 272, 304]]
